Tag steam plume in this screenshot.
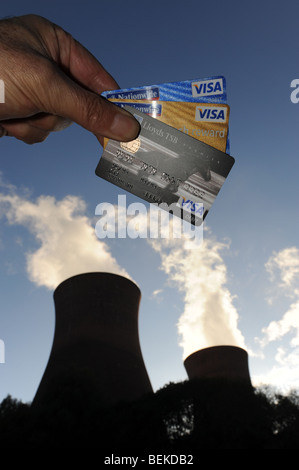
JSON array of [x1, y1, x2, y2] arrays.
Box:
[[149, 227, 246, 359], [0, 190, 131, 290]]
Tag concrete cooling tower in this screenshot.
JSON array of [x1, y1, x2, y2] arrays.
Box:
[[184, 345, 252, 386], [32, 272, 153, 407]]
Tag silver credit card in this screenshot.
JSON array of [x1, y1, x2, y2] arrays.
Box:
[[95, 106, 235, 226]]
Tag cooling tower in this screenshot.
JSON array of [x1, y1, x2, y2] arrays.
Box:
[[184, 345, 252, 386], [32, 272, 153, 407]]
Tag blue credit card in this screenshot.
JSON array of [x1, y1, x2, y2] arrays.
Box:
[[102, 76, 227, 103]]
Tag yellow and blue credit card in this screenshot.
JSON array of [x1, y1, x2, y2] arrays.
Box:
[[108, 100, 229, 153], [95, 106, 235, 226]]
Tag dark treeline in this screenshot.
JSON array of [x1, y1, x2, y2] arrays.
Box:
[[0, 378, 299, 450]]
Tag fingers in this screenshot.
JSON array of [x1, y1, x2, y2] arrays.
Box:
[[40, 64, 140, 142], [1, 121, 49, 144], [44, 24, 140, 142], [52, 24, 120, 94], [0, 77, 140, 145], [0, 114, 71, 144], [0, 14, 140, 144], [28, 113, 71, 132]]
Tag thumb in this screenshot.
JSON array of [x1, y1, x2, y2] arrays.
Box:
[[43, 68, 140, 142]]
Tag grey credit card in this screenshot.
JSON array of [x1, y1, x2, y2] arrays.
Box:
[[95, 106, 235, 226]]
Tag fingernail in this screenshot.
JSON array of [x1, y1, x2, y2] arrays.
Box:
[[110, 110, 140, 141]]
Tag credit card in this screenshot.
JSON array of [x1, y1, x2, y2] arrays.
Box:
[[95, 106, 235, 226], [102, 76, 227, 103], [108, 100, 230, 153]]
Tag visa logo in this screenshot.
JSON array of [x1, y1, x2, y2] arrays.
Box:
[[191, 78, 224, 98], [195, 106, 227, 122], [180, 197, 204, 216]]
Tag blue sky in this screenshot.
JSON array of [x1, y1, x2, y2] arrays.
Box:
[[0, 0, 299, 403]]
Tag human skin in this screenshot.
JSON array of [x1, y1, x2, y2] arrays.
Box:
[[0, 14, 140, 144]]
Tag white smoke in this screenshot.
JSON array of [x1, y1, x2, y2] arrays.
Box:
[[149, 226, 246, 359], [0, 189, 131, 290]]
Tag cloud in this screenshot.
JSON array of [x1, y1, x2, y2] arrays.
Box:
[[253, 246, 299, 391], [149, 227, 246, 359], [258, 247, 299, 349], [0, 190, 131, 290], [259, 300, 299, 347], [253, 345, 299, 392], [265, 246, 299, 298], [151, 288, 163, 300], [259, 247, 299, 343]]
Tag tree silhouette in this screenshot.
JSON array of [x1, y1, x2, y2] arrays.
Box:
[[1, 379, 299, 449]]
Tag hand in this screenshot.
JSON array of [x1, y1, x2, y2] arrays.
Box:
[[0, 14, 140, 145]]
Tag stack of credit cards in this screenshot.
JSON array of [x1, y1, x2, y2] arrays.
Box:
[[95, 76, 235, 225]]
